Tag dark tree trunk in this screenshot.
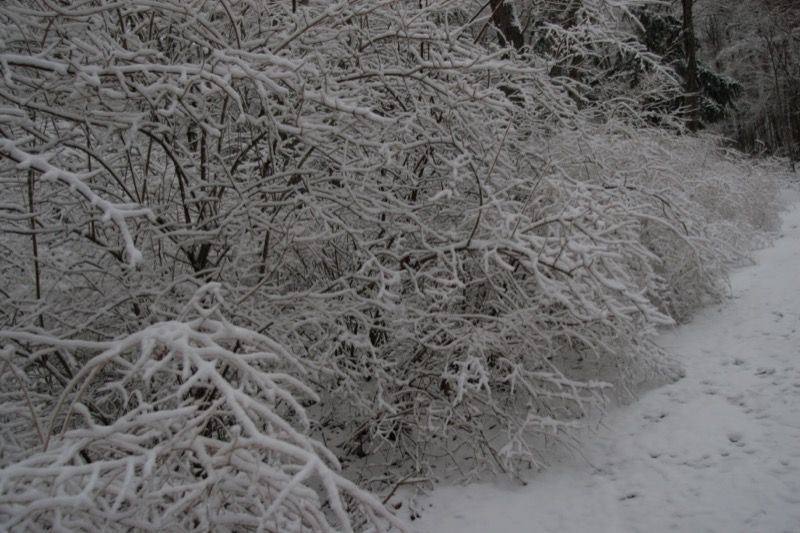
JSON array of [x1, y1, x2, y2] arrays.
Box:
[[489, 0, 524, 52], [682, 0, 700, 132]]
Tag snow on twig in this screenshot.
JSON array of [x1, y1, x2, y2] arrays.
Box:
[[0, 138, 154, 267]]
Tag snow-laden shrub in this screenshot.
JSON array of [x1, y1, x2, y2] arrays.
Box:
[[546, 123, 783, 322], [639, 135, 783, 321], [0, 285, 406, 532], [0, 0, 683, 482], [0, 0, 783, 505]]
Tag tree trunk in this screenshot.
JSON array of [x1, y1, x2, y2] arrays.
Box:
[[682, 0, 700, 132], [489, 0, 524, 52], [765, 33, 797, 171]]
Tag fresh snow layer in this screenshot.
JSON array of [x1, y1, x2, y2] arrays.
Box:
[[413, 195, 800, 533]]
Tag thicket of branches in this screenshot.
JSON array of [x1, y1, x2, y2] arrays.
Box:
[[0, 285, 405, 531], [0, 0, 784, 529]]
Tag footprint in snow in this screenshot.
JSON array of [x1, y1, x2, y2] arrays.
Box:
[[728, 433, 745, 447]]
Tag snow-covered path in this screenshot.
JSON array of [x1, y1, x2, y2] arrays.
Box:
[[413, 198, 800, 533]]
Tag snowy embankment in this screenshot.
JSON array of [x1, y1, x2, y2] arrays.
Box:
[[413, 192, 800, 533]]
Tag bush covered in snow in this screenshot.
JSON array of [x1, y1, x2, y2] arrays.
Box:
[[0, 285, 404, 531], [545, 124, 782, 323], [0, 0, 785, 528]]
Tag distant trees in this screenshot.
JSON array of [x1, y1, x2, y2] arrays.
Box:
[[694, 0, 800, 163], [0, 0, 784, 529], [632, 3, 741, 128], [631, 0, 799, 162]]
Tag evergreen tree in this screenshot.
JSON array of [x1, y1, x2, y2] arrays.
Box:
[[633, 7, 741, 127]]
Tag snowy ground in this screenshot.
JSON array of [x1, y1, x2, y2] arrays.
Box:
[[412, 194, 800, 533]]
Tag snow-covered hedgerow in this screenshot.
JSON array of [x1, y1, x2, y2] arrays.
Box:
[[0, 285, 405, 532], [0, 0, 784, 521], [545, 122, 783, 323], [0, 0, 681, 481], [638, 136, 783, 322]]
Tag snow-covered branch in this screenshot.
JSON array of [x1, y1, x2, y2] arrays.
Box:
[[0, 139, 154, 267], [0, 286, 407, 531]]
